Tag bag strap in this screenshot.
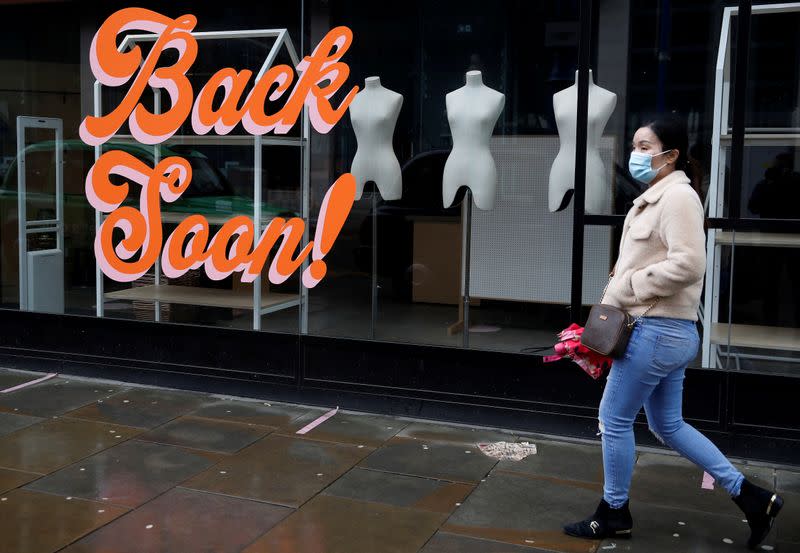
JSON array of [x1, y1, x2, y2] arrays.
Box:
[[599, 269, 659, 326]]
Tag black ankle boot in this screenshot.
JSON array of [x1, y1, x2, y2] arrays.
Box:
[[732, 479, 784, 549], [563, 498, 633, 540]]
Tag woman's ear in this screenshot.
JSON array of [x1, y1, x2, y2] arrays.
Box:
[[666, 149, 680, 165]]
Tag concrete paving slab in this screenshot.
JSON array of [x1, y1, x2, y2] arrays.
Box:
[[189, 399, 321, 428], [0, 378, 126, 417], [0, 411, 42, 437], [242, 494, 446, 553], [420, 531, 553, 552], [497, 439, 604, 484], [0, 418, 140, 474], [137, 415, 272, 454], [26, 439, 217, 507], [322, 467, 473, 514], [360, 437, 498, 484], [0, 489, 127, 553], [60, 487, 290, 553], [280, 410, 407, 448], [64, 388, 213, 429], [183, 433, 371, 507], [443, 470, 601, 553]]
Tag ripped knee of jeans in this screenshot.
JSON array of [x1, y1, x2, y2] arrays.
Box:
[[597, 419, 605, 437], [648, 426, 666, 445]]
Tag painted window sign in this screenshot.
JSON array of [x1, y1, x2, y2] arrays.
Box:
[[82, 8, 358, 288]]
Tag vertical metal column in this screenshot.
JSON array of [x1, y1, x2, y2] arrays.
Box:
[[462, 190, 473, 348], [570, 0, 593, 319], [371, 190, 378, 340], [254, 134, 263, 331], [153, 89, 162, 322], [93, 81, 104, 318], [729, 0, 751, 220]]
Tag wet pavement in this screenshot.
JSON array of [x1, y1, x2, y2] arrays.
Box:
[[0, 368, 796, 553]]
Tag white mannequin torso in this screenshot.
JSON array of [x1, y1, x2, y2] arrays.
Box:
[[349, 76, 404, 200], [443, 71, 505, 210], [549, 70, 617, 214]]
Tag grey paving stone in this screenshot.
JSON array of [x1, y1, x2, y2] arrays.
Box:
[[241, 494, 446, 553], [774, 490, 799, 544], [630, 453, 775, 516], [189, 399, 319, 428], [0, 379, 125, 417], [395, 422, 515, 446], [0, 370, 44, 391], [496, 439, 604, 484], [64, 388, 213, 429], [280, 410, 406, 447], [777, 469, 800, 494], [443, 470, 602, 552], [26, 440, 217, 507], [0, 412, 42, 437], [597, 500, 777, 553], [419, 532, 553, 552], [0, 467, 40, 495], [359, 437, 498, 484], [183, 434, 372, 507], [322, 467, 473, 514], [0, 489, 128, 553], [60, 488, 290, 553], [137, 415, 272, 454], [0, 418, 140, 474]]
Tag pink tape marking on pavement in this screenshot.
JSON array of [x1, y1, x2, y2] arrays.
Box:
[[702, 471, 715, 490], [1, 373, 58, 393], [296, 406, 339, 435]]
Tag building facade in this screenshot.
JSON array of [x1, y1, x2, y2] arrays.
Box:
[[0, 0, 798, 463]]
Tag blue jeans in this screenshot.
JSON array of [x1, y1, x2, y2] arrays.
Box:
[[599, 316, 744, 508]]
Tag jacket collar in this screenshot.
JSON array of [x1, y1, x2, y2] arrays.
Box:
[[632, 170, 690, 207]]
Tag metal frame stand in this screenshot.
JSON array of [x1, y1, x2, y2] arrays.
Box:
[[92, 28, 309, 331], [703, 2, 800, 367]]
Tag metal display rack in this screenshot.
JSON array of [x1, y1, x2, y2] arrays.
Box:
[[92, 28, 311, 331], [702, 2, 800, 368]]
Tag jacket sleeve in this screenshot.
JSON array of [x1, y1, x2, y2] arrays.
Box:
[[629, 189, 706, 302]]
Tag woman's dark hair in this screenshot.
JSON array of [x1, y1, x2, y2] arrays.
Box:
[[644, 114, 689, 172]]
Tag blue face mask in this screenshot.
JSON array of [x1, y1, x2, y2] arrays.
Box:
[[628, 150, 673, 184]]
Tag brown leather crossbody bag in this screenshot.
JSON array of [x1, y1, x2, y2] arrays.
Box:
[[581, 272, 658, 358]]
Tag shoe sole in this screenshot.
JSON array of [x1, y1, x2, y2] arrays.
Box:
[[563, 529, 633, 540]]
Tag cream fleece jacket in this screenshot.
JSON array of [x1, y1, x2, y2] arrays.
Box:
[[602, 170, 705, 321]]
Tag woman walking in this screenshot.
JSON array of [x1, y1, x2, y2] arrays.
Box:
[[563, 114, 783, 549]]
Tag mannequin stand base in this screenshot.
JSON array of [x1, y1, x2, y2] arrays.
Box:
[[447, 298, 481, 336]]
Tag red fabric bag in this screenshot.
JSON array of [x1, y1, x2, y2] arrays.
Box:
[[543, 323, 613, 380]]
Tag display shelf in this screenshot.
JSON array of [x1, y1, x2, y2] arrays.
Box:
[[110, 134, 303, 147], [711, 323, 800, 352], [702, 2, 800, 368], [106, 285, 300, 314], [92, 27, 311, 331], [720, 133, 800, 145], [159, 211, 278, 226], [715, 232, 800, 247]]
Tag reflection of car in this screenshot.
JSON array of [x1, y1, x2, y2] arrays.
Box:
[[356, 150, 462, 300], [0, 140, 295, 305]]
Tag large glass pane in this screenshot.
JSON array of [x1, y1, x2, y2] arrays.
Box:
[[709, 233, 800, 377], [0, 2, 81, 311], [745, 10, 800, 131], [730, 8, 800, 221], [1, 1, 304, 328], [600, 1, 738, 216], [307, 0, 578, 351]]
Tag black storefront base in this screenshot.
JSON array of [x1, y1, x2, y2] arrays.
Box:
[[0, 309, 798, 466]]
